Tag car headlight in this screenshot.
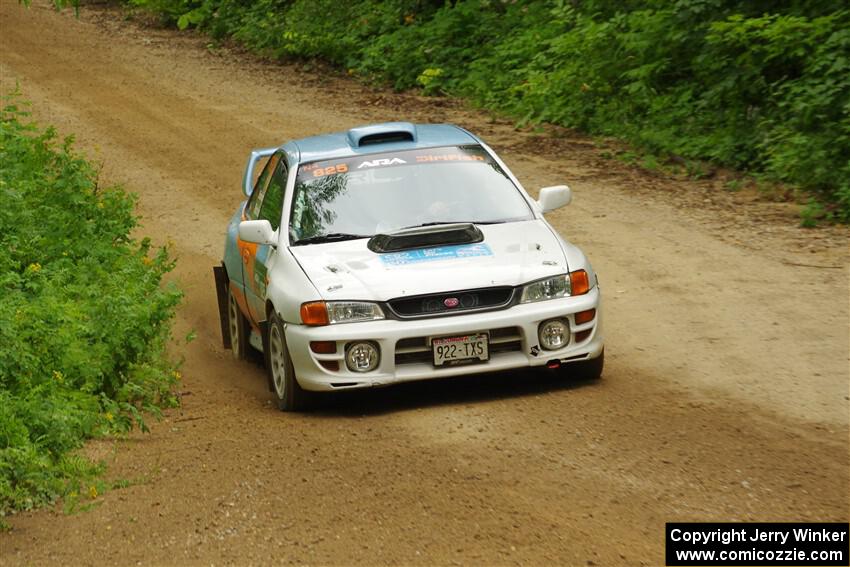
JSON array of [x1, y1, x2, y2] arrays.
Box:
[[300, 301, 384, 325], [327, 301, 384, 324], [520, 270, 591, 303], [521, 274, 570, 303]]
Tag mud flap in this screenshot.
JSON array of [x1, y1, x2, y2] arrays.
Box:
[[213, 264, 231, 350], [260, 320, 273, 391]]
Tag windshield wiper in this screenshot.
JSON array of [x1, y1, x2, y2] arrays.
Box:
[[397, 219, 508, 231], [293, 233, 369, 246]]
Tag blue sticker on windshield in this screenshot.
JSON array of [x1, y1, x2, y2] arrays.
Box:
[[380, 244, 493, 266]]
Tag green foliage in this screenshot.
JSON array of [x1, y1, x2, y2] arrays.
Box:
[[123, 0, 850, 221], [127, 0, 197, 26], [800, 199, 827, 227], [0, 94, 182, 516]]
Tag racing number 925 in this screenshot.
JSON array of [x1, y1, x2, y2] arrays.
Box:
[[312, 163, 348, 177]]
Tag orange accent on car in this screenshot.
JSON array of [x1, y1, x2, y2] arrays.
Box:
[[310, 341, 337, 354], [300, 302, 329, 326], [575, 309, 596, 325], [236, 237, 259, 291], [574, 330, 592, 343], [570, 270, 590, 295]]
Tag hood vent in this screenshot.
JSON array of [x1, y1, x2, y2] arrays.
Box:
[[368, 223, 483, 253], [347, 122, 417, 148]]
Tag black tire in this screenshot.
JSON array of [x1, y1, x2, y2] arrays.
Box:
[[267, 312, 309, 411], [227, 288, 249, 360], [569, 349, 604, 381]]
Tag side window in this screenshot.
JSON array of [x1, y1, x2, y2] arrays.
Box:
[[259, 161, 288, 231], [245, 153, 281, 220]]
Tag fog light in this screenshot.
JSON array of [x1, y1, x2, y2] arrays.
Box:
[[345, 341, 380, 372], [539, 318, 569, 350]]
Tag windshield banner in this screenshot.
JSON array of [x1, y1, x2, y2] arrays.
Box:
[[298, 145, 493, 182]]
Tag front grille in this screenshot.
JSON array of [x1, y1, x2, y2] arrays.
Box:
[[395, 326, 523, 366], [387, 286, 514, 319]]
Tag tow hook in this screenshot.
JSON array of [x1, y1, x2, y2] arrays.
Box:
[[546, 360, 561, 369]]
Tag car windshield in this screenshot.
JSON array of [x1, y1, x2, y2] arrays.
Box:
[[289, 145, 533, 244]]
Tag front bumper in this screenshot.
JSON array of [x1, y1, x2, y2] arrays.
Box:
[[285, 287, 603, 391]]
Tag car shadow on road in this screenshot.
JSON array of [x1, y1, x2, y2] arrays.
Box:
[[305, 368, 601, 417]]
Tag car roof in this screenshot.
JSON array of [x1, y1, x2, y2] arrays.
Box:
[[284, 122, 480, 164]]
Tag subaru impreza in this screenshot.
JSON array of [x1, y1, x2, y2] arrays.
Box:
[[213, 122, 603, 410]]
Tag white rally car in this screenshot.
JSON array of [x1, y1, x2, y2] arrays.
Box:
[[213, 122, 603, 410]]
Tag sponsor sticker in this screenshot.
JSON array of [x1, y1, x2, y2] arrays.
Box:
[[380, 243, 493, 266]]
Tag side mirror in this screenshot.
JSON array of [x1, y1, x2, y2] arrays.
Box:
[[238, 220, 277, 246], [242, 147, 278, 196], [537, 185, 572, 213]]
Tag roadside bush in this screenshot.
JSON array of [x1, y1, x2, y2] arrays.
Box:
[[0, 95, 182, 516], [126, 0, 849, 222]]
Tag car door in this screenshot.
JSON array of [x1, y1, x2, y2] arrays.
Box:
[[233, 152, 281, 323], [244, 155, 288, 325]]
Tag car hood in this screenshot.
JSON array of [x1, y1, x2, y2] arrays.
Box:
[[289, 220, 568, 301]]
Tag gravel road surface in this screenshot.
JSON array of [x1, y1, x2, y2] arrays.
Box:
[[1, 3, 847, 565]]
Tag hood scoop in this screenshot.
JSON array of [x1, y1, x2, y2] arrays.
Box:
[[367, 223, 483, 253]]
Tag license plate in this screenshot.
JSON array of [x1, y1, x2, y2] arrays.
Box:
[[432, 333, 489, 366]]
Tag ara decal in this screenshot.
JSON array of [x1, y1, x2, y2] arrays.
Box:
[[357, 157, 407, 169]]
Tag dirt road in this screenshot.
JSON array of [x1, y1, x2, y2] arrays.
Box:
[[1, 2, 848, 565]]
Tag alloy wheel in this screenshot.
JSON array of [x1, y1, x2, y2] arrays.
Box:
[[228, 293, 240, 354], [269, 323, 286, 398]]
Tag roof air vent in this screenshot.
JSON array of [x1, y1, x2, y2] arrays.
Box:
[[347, 122, 417, 148]]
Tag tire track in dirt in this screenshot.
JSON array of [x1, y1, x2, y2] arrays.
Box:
[[1, 3, 847, 566]]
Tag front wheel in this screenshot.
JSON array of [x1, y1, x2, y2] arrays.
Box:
[[267, 312, 310, 411]]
